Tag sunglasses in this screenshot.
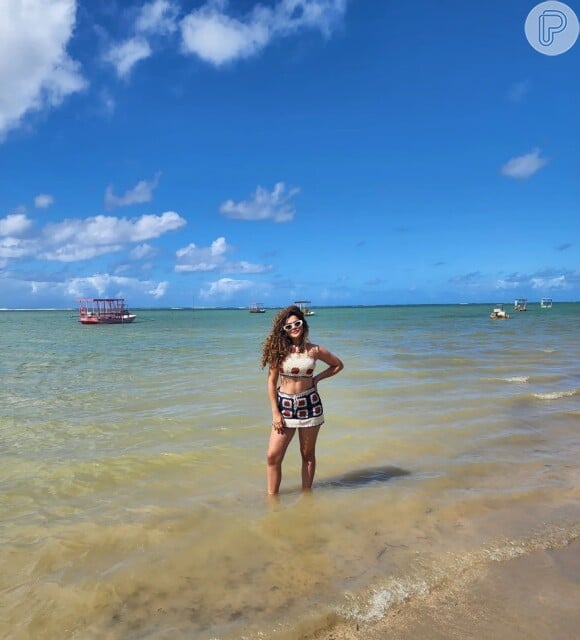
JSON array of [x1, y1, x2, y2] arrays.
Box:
[[283, 319, 303, 332]]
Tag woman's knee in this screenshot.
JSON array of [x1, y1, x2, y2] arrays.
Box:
[[300, 447, 316, 463], [267, 449, 284, 467]]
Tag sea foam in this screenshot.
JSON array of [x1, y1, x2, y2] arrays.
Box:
[[533, 389, 577, 400]]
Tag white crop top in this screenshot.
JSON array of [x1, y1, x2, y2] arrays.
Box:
[[280, 348, 317, 378]]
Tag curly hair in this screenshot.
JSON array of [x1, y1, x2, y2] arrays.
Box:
[[261, 305, 310, 369]]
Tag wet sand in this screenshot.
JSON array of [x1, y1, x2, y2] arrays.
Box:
[[309, 539, 580, 640]]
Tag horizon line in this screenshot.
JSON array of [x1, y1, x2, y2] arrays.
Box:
[[1, 300, 576, 312]]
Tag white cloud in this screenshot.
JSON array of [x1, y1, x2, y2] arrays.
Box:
[[0, 237, 37, 259], [496, 269, 574, 291], [130, 243, 157, 260], [501, 148, 549, 179], [180, 0, 347, 66], [220, 182, 299, 222], [40, 211, 185, 262], [200, 277, 256, 298], [149, 281, 168, 297], [8, 204, 28, 217], [175, 236, 228, 272], [65, 273, 163, 298], [105, 174, 161, 209], [0, 0, 86, 140], [103, 37, 152, 78], [531, 275, 567, 289], [0, 209, 185, 265], [46, 211, 184, 244], [181, 3, 270, 66], [232, 261, 272, 273], [495, 278, 520, 289], [0, 213, 33, 236], [34, 194, 55, 209], [0, 271, 168, 305], [0, 213, 36, 263], [41, 243, 125, 262], [175, 236, 270, 273], [65, 275, 111, 297], [136, 0, 179, 35], [103, 1, 179, 79]]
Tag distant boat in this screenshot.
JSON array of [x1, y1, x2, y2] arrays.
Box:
[[540, 298, 553, 309], [490, 304, 510, 320], [514, 298, 527, 311], [295, 300, 314, 316], [78, 298, 136, 324], [249, 302, 266, 313]]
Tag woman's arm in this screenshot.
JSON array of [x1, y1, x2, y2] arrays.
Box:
[[313, 346, 344, 386], [267, 366, 284, 432]]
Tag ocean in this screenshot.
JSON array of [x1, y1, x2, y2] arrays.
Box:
[[1, 304, 578, 639]]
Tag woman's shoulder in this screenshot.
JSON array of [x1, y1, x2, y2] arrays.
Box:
[[306, 342, 320, 355]]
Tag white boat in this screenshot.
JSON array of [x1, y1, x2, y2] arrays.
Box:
[[540, 298, 553, 309], [78, 298, 136, 324], [295, 300, 314, 316], [249, 302, 266, 313], [514, 298, 527, 311], [490, 305, 510, 320]]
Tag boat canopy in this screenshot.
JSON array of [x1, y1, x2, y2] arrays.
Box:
[[78, 298, 136, 324]]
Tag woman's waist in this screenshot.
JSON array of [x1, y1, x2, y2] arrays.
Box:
[[278, 381, 316, 396]]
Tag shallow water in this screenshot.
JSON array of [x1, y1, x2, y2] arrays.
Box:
[[0, 304, 578, 639]]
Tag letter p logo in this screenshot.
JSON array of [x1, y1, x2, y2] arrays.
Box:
[[539, 10, 567, 45], [525, 1, 579, 55]]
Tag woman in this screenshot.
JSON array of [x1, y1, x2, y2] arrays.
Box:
[[261, 305, 344, 495]]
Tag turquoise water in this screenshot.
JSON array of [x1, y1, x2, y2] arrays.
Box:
[[1, 304, 578, 639]]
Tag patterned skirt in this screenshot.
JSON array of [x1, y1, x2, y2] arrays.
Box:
[[277, 387, 324, 428]]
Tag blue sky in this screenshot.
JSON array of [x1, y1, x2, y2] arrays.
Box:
[[1, 0, 578, 309]]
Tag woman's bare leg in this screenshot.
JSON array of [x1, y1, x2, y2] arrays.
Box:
[[266, 427, 295, 495], [298, 426, 321, 491]]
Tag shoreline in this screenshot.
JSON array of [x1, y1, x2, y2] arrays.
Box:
[[308, 538, 580, 640]]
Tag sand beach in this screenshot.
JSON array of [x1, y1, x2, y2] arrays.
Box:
[[310, 539, 580, 640]]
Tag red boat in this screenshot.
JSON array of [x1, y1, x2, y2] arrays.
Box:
[[78, 298, 136, 324]]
